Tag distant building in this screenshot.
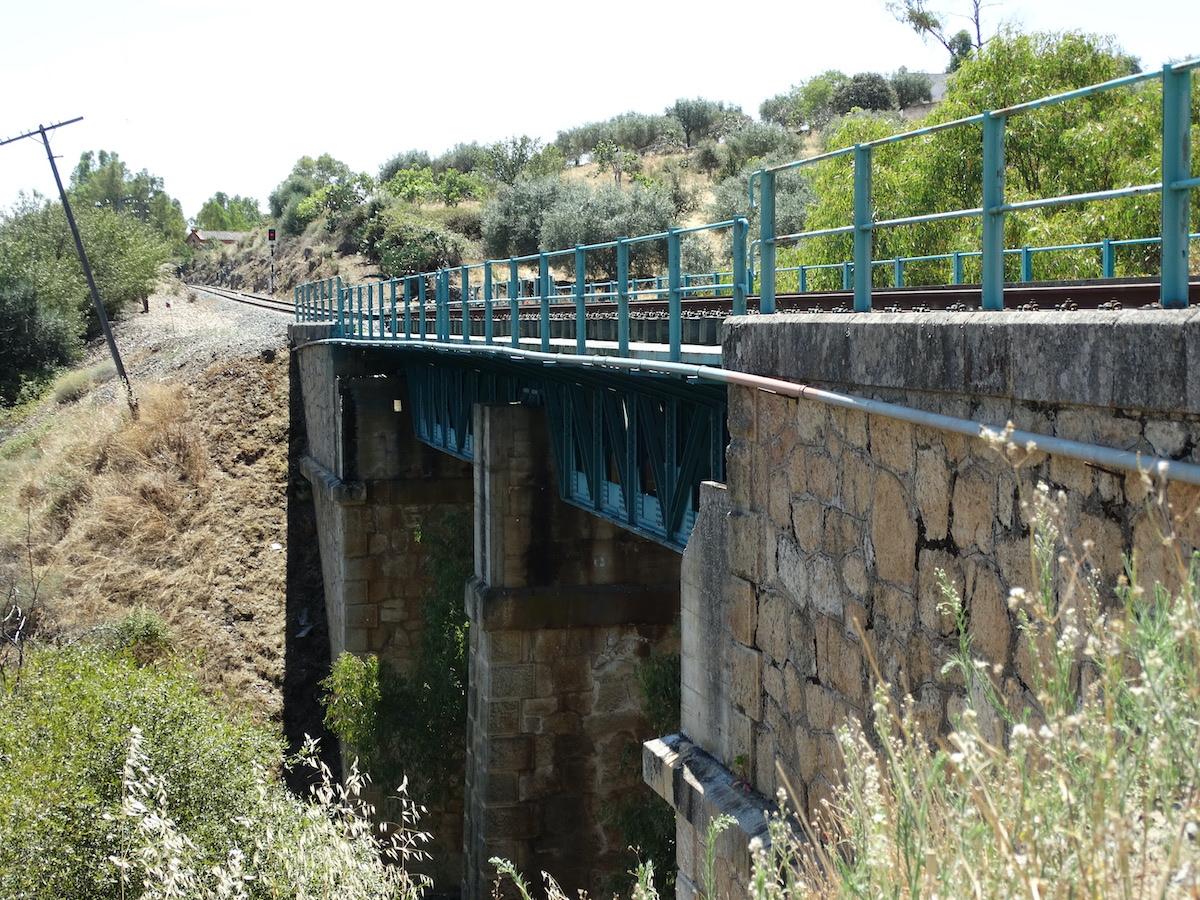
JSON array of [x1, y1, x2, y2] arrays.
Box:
[[900, 72, 950, 121], [186, 228, 248, 248]]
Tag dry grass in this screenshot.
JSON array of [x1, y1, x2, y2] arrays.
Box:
[[0, 350, 291, 720]]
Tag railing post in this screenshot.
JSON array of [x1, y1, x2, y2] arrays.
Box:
[[460, 264, 470, 343], [617, 238, 630, 355], [732, 217, 748, 316], [539, 253, 551, 352], [667, 228, 681, 361], [403, 277, 413, 339], [325, 278, 332, 320], [799, 265, 807, 293], [508, 258, 519, 348], [293, 286, 300, 321], [483, 264, 494, 345], [356, 285, 364, 337], [952, 252, 964, 285], [981, 110, 1007, 310], [842, 261, 852, 291], [1101, 239, 1115, 278], [1020, 246, 1033, 282], [1162, 63, 1192, 308], [759, 169, 777, 313], [336, 276, 344, 335], [367, 283, 375, 338], [438, 270, 450, 340], [893, 257, 904, 288], [417, 275, 427, 339], [389, 279, 397, 337], [853, 143, 873, 311], [574, 245, 587, 353]]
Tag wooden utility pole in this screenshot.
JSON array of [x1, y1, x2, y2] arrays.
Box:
[[0, 117, 138, 416]]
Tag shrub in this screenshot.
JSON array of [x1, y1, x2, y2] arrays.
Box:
[[539, 181, 675, 278], [481, 176, 568, 259], [891, 66, 933, 108], [379, 149, 432, 182], [0, 641, 432, 899], [323, 509, 472, 804], [443, 206, 483, 241], [0, 274, 76, 405], [363, 205, 466, 276], [51, 361, 117, 404], [831, 71, 898, 114]]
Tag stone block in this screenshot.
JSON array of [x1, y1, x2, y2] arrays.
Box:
[[918, 549, 961, 637], [806, 451, 839, 503], [490, 664, 536, 699], [1145, 419, 1188, 457], [871, 415, 914, 474], [871, 471, 917, 587], [487, 700, 521, 734], [756, 589, 789, 665], [777, 536, 809, 608], [763, 663, 784, 705], [730, 643, 762, 721], [842, 552, 868, 599], [815, 614, 864, 706], [728, 576, 757, 646], [488, 631, 527, 665], [874, 583, 916, 636], [791, 496, 823, 552], [487, 736, 532, 771], [964, 560, 1010, 665], [951, 468, 996, 553], [915, 448, 951, 541], [809, 554, 845, 620]]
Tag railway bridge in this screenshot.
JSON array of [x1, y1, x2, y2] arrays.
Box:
[[281, 62, 1200, 898]]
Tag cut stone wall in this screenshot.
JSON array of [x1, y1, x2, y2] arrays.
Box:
[[463, 402, 681, 899], [650, 310, 1200, 893]]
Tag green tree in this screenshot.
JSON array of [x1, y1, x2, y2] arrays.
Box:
[[539, 181, 675, 278], [432, 142, 490, 175], [269, 154, 365, 235], [70, 150, 186, 245], [195, 192, 263, 231], [667, 98, 722, 148], [379, 149, 432, 181], [832, 72, 898, 114], [786, 31, 1190, 287], [384, 167, 438, 203], [891, 66, 934, 107], [481, 176, 568, 258], [886, 0, 988, 71], [486, 136, 542, 185]]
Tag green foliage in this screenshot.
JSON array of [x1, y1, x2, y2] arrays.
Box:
[[636, 653, 681, 736], [556, 114, 684, 165], [717, 122, 803, 178], [70, 150, 187, 246], [323, 652, 381, 751], [481, 175, 568, 258], [361, 204, 467, 277], [539, 181, 675, 278], [759, 70, 849, 129], [432, 142, 490, 175], [831, 71, 898, 114], [0, 273, 75, 405], [194, 192, 262, 231], [486, 135, 544, 185], [783, 31, 1190, 289], [379, 149, 432, 182], [0, 196, 167, 334], [51, 360, 116, 405], [269, 154, 368, 236], [709, 163, 811, 236], [667, 97, 729, 147], [322, 510, 472, 802], [385, 166, 438, 203], [0, 644, 278, 898], [890, 66, 933, 107]]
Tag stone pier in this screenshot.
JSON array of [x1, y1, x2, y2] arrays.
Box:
[[462, 402, 680, 898]]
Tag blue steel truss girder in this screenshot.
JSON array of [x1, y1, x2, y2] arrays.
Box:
[[399, 350, 725, 551]]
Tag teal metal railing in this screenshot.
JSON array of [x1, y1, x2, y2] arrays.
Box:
[[751, 60, 1199, 312], [294, 218, 749, 362]]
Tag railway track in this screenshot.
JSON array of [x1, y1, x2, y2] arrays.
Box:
[[192, 276, 1200, 326]]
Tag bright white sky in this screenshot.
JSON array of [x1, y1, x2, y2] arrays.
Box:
[[1, 0, 1195, 219]]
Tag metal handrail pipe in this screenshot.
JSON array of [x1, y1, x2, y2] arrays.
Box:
[[991, 183, 1163, 214], [873, 207, 984, 229], [771, 225, 855, 245], [296, 335, 1200, 487], [992, 68, 1168, 117]]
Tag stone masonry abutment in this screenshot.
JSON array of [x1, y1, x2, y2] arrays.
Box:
[[463, 402, 680, 898], [646, 310, 1200, 897]]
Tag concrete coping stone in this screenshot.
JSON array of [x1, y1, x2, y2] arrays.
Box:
[[724, 309, 1200, 416], [299, 454, 366, 505], [643, 733, 773, 848]]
